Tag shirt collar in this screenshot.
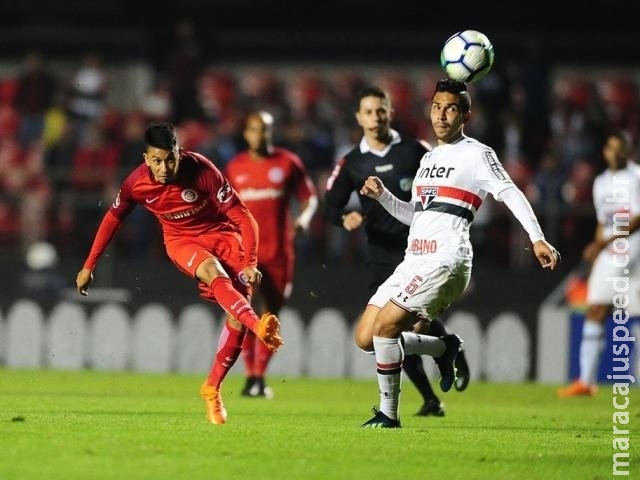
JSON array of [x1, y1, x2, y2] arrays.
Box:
[[359, 129, 401, 157]]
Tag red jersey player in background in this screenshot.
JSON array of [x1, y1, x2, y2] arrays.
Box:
[[225, 111, 318, 398], [75, 122, 283, 425]]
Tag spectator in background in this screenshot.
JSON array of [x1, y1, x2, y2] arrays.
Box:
[[163, 19, 206, 124], [66, 53, 110, 142], [14, 50, 57, 148], [225, 111, 318, 398]]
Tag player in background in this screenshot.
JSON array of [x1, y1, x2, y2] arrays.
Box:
[[324, 85, 470, 417], [75, 122, 283, 424], [558, 131, 640, 397], [225, 111, 318, 398], [358, 79, 560, 427]]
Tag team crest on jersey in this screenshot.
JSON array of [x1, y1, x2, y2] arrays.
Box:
[[268, 167, 285, 183], [399, 178, 413, 192], [216, 182, 233, 203], [181, 189, 198, 203], [417, 186, 438, 209]]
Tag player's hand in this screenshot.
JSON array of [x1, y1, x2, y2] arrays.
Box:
[[341, 211, 364, 231], [360, 176, 385, 199], [239, 266, 262, 286], [76, 268, 94, 296], [583, 240, 604, 263], [532, 239, 561, 270]]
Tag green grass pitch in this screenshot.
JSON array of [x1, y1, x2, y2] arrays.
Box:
[[0, 368, 636, 479]]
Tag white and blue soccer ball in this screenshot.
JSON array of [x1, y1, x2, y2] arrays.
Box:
[[440, 30, 495, 83]]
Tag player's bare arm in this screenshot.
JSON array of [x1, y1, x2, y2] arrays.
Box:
[[76, 268, 93, 296], [532, 239, 560, 270], [360, 176, 385, 199]]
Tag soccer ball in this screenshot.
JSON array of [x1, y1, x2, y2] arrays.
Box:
[[440, 30, 495, 83]]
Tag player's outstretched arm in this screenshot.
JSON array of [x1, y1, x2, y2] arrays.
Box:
[[76, 268, 94, 296], [532, 239, 561, 270]]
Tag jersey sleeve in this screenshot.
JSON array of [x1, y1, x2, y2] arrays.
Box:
[[473, 147, 518, 199], [197, 160, 242, 214], [291, 154, 317, 202], [323, 157, 356, 226]]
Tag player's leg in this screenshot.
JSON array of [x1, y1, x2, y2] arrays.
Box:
[[242, 265, 287, 398], [200, 315, 246, 424], [362, 302, 415, 428], [558, 254, 613, 397]]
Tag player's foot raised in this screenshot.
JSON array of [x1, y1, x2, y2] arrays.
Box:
[[434, 334, 462, 392], [361, 407, 401, 428], [557, 379, 598, 398], [256, 313, 283, 352], [200, 382, 228, 424]]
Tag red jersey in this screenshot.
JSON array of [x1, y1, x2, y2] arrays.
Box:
[[225, 147, 316, 263], [113, 151, 241, 238]]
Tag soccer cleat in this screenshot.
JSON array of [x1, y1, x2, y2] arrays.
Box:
[[557, 379, 598, 398], [454, 348, 470, 392], [434, 334, 462, 392], [256, 313, 284, 352], [361, 407, 401, 428], [199, 382, 228, 424], [415, 399, 445, 417], [241, 376, 274, 399]]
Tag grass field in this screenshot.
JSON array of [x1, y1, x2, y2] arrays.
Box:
[[0, 368, 636, 480]]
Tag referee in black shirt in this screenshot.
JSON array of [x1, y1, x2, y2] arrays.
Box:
[[324, 86, 469, 415]]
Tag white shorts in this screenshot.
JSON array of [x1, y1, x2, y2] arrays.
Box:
[[368, 256, 472, 320], [587, 250, 639, 305]]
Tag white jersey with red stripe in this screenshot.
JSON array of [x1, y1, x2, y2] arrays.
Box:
[[407, 135, 515, 262]]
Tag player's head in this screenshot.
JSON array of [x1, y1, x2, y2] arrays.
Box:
[[243, 110, 274, 155], [602, 129, 631, 171], [143, 122, 181, 184], [429, 79, 471, 144], [355, 86, 393, 142]]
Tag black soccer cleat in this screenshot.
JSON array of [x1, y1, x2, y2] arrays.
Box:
[[361, 407, 401, 428], [415, 399, 445, 417], [454, 348, 470, 392], [434, 334, 462, 392]]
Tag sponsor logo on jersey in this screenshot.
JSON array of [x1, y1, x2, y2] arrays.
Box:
[[268, 167, 285, 183], [238, 187, 284, 201], [375, 164, 393, 173], [113, 191, 121, 208], [399, 178, 413, 192], [483, 151, 507, 181], [216, 183, 233, 203], [181, 189, 199, 203]]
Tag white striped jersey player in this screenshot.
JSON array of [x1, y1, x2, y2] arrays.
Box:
[[368, 135, 546, 319], [587, 165, 640, 305]]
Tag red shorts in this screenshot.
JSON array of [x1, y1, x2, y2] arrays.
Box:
[[164, 230, 250, 297], [256, 259, 294, 312]]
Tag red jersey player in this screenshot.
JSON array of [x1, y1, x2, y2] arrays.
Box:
[[225, 111, 318, 398], [75, 122, 283, 425]]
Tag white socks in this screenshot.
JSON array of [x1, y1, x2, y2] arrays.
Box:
[[372, 336, 403, 420], [400, 331, 445, 357], [579, 320, 604, 385]]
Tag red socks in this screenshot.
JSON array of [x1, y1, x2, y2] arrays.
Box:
[[206, 321, 246, 388], [242, 331, 275, 377], [208, 277, 260, 332]]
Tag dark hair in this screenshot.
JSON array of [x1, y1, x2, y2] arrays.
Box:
[[433, 78, 471, 113], [145, 122, 178, 150], [355, 85, 390, 112]]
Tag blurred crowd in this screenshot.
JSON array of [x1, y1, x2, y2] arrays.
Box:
[[1, 30, 639, 272]]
